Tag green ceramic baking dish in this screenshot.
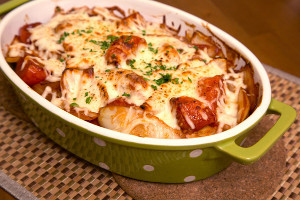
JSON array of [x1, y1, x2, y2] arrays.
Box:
[[0, 0, 296, 183]]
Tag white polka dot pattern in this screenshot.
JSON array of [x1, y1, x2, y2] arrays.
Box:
[[56, 128, 65, 137], [184, 176, 196, 182], [99, 162, 110, 170], [189, 149, 203, 158], [143, 165, 154, 171], [31, 118, 39, 127], [93, 137, 106, 147]]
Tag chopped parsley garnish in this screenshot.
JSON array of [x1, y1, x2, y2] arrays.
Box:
[[59, 58, 65, 62], [99, 41, 110, 50], [88, 39, 98, 45], [151, 85, 157, 90], [177, 49, 183, 54], [58, 32, 69, 44], [122, 92, 130, 97], [145, 63, 152, 69], [85, 27, 94, 33], [172, 78, 179, 84], [144, 71, 153, 76], [72, 98, 77, 101], [143, 63, 176, 76], [87, 36, 119, 51], [168, 66, 177, 70], [142, 30, 146, 36], [78, 27, 94, 34], [193, 46, 199, 50], [124, 35, 132, 43], [70, 103, 79, 107], [154, 73, 172, 86], [127, 59, 136, 69], [105, 69, 111, 72], [149, 47, 158, 54], [158, 65, 166, 70], [148, 43, 158, 54], [88, 39, 110, 50], [85, 92, 88, 97], [86, 96, 93, 104], [107, 35, 119, 42], [188, 77, 192, 82], [76, 29, 82, 36]]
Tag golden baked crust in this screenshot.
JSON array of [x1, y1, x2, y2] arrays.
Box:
[[6, 6, 259, 138]]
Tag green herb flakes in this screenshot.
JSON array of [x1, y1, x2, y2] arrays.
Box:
[[177, 49, 183, 54], [127, 59, 136, 69], [58, 32, 69, 44], [122, 92, 130, 97], [107, 35, 119, 42], [154, 73, 172, 86], [70, 103, 79, 107], [151, 85, 157, 90], [86, 96, 93, 104], [172, 78, 179, 84]]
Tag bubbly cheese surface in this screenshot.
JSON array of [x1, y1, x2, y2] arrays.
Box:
[[7, 6, 248, 138]]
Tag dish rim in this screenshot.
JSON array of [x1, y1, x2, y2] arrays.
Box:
[[0, 0, 271, 148]]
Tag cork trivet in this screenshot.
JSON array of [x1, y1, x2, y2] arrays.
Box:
[[113, 116, 286, 200]]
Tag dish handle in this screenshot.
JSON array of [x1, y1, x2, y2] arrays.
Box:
[[215, 98, 296, 165], [0, 0, 30, 15]]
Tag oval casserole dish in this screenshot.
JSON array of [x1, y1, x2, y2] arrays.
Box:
[[0, 0, 296, 183]]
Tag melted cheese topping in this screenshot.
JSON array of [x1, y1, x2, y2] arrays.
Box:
[[7, 6, 248, 138]]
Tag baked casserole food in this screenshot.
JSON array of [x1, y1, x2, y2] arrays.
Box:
[[5, 6, 259, 139]]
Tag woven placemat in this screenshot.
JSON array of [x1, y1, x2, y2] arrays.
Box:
[[0, 68, 299, 199], [0, 73, 131, 199]]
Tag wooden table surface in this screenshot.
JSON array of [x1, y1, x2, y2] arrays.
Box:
[[0, 0, 299, 77], [157, 0, 300, 77]]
